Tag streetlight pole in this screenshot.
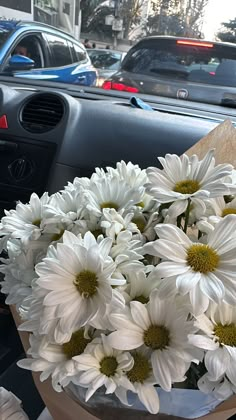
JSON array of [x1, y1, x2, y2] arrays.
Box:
[[113, 0, 121, 48]]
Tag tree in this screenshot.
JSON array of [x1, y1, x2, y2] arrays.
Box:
[[80, 0, 104, 32], [217, 18, 236, 43], [147, 0, 207, 38], [120, 0, 142, 39], [146, 13, 185, 36], [84, 0, 142, 40]]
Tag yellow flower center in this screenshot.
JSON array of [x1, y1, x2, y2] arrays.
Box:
[[101, 202, 119, 210], [127, 353, 151, 383], [214, 323, 236, 347], [32, 218, 41, 227], [144, 325, 170, 350], [174, 180, 200, 195], [186, 244, 219, 273], [51, 229, 65, 242], [100, 356, 118, 377], [136, 201, 145, 208], [132, 216, 146, 233], [62, 329, 91, 359], [74, 270, 98, 298], [133, 295, 149, 304], [222, 208, 236, 217]]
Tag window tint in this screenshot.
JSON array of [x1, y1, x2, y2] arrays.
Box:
[[0, 24, 14, 48], [45, 34, 72, 67], [123, 44, 236, 87], [73, 43, 88, 63], [88, 51, 122, 70]]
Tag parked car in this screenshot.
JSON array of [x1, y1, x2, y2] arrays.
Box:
[[102, 36, 236, 105], [0, 20, 97, 86], [87, 48, 125, 86]]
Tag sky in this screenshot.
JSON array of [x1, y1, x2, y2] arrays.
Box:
[[202, 0, 236, 40]]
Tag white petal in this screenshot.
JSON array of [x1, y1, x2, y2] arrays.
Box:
[[78, 369, 100, 385], [155, 224, 192, 246], [152, 239, 187, 262], [73, 354, 100, 369], [157, 277, 176, 299], [189, 286, 209, 316], [226, 358, 236, 386], [108, 330, 143, 350], [168, 200, 188, 218], [176, 271, 201, 295], [151, 351, 172, 391], [137, 384, 160, 414], [199, 274, 225, 303], [188, 334, 218, 351], [155, 262, 189, 278], [149, 290, 166, 325], [130, 301, 150, 330], [110, 313, 143, 333], [208, 215, 236, 251], [205, 347, 230, 381]]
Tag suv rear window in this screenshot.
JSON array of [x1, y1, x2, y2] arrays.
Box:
[[122, 41, 236, 87]]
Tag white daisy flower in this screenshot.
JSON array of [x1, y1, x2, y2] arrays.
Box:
[[207, 196, 236, 223], [110, 230, 144, 277], [44, 189, 85, 227], [198, 372, 236, 401], [35, 231, 125, 338], [116, 347, 160, 414], [114, 161, 148, 189], [108, 291, 202, 391], [188, 301, 236, 386], [0, 193, 50, 245], [83, 176, 144, 217], [0, 239, 44, 312], [146, 151, 235, 218], [73, 334, 134, 401], [17, 328, 93, 392], [144, 215, 236, 315], [122, 270, 161, 305], [101, 208, 139, 241]]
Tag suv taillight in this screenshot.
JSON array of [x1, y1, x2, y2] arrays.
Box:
[[102, 81, 139, 93]]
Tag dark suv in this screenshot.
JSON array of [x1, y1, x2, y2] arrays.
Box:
[[102, 36, 236, 106]]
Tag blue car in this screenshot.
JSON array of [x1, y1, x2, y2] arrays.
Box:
[[0, 20, 97, 86]]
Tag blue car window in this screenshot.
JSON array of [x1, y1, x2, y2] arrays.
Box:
[[73, 43, 88, 63], [45, 33, 73, 67]]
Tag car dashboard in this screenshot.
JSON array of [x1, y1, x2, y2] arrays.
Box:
[[0, 80, 234, 212]]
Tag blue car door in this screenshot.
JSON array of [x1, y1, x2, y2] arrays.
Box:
[[12, 32, 96, 86]]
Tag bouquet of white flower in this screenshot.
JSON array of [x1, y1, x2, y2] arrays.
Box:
[[1, 122, 236, 419]]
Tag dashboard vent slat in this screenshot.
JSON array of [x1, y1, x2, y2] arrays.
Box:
[[20, 93, 65, 133]]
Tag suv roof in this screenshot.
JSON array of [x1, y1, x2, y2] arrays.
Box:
[[0, 20, 78, 42], [135, 35, 236, 49]]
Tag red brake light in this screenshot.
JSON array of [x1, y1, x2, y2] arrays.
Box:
[[102, 81, 139, 93], [176, 40, 213, 48], [102, 81, 112, 90]]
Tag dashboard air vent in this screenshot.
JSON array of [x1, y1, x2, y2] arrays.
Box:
[[21, 93, 64, 133]]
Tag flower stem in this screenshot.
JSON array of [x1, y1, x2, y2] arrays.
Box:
[[183, 199, 191, 233]]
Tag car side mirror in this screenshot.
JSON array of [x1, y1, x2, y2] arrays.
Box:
[[8, 55, 35, 71]]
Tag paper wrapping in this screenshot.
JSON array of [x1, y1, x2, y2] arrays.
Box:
[[9, 119, 236, 419]]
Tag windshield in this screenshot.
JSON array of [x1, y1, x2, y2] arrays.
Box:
[[1, 1, 236, 107], [88, 50, 122, 70]]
